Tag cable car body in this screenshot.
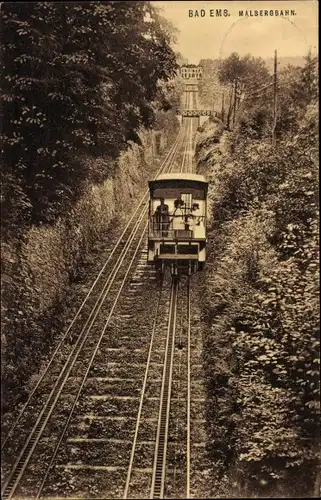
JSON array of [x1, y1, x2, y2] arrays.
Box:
[[147, 173, 208, 275]]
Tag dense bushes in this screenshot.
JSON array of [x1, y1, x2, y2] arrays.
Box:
[[1, 2, 180, 413], [197, 55, 319, 497], [1, 1, 177, 235], [1, 124, 178, 413]]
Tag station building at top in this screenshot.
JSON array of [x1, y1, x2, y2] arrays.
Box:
[[179, 65, 203, 79]]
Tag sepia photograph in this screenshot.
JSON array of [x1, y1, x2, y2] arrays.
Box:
[[1, 1, 319, 498]]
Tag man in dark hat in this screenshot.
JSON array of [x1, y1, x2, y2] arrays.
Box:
[[154, 197, 170, 236]]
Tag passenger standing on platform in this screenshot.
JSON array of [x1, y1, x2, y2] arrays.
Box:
[[172, 198, 185, 230], [191, 203, 201, 224], [154, 197, 170, 236], [191, 203, 203, 236]]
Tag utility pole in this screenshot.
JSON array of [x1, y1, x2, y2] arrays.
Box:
[[232, 79, 238, 128], [221, 91, 225, 123], [227, 86, 233, 129], [272, 49, 278, 146]]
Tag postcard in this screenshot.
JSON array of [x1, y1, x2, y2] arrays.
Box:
[[1, 1, 319, 499]]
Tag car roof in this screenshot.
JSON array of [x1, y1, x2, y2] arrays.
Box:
[[150, 173, 208, 184], [149, 173, 208, 197]]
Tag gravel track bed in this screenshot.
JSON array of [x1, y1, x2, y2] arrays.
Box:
[[190, 421, 208, 443], [191, 443, 213, 465], [165, 470, 187, 499], [139, 397, 161, 420], [171, 378, 188, 397], [124, 470, 152, 499], [36, 265, 168, 497], [88, 362, 150, 379], [2, 145, 177, 498], [136, 418, 158, 442], [4, 258, 215, 498], [57, 440, 135, 466], [188, 274, 214, 499], [167, 443, 187, 469], [143, 379, 162, 397], [189, 363, 206, 379], [168, 411, 187, 444], [79, 349, 148, 366], [85, 378, 145, 397], [39, 467, 128, 498], [3, 252, 161, 496], [76, 396, 140, 416], [68, 417, 137, 441]]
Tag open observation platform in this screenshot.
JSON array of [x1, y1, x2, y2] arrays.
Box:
[[148, 174, 208, 241]]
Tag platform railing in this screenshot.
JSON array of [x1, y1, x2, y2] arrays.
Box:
[[149, 215, 205, 239]]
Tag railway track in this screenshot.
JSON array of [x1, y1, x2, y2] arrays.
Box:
[[150, 277, 187, 499], [181, 90, 197, 174], [192, 90, 197, 110], [122, 276, 192, 499], [2, 90, 205, 499], [1, 129, 184, 452], [1, 129, 185, 498], [123, 113, 198, 498]]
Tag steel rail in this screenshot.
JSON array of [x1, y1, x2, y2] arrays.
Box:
[[150, 278, 179, 499], [124, 116, 193, 498], [36, 124, 191, 499], [182, 116, 193, 174], [190, 113, 195, 173], [1, 209, 148, 500], [180, 119, 190, 173], [35, 222, 151, 499], [172, 278, 184, 494], [186, 277, 191, 498], [1, 129, 184, 453], [149, 116, 193, 498], [122, 277, 167, 499], [2, 132, 185, 500], [186, 118, 191, 173], [189, 117, 193, 173], [3, 122, 189, 500], [180, 121, 187, 172]]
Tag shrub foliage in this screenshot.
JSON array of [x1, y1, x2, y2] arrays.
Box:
[[198, 53, 319, 497], [1, 1, 178, 235], [1, 2, 180, 412]]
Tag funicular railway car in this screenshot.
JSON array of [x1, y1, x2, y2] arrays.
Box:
[[147, 173, 208, 275]]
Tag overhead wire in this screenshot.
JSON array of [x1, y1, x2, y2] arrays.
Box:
[[244, 58, 318, 95], [241, 74, 274, 93], [241, 57, 318, 101], [243, 81, 274, 100], [245, 75, 273, 94]]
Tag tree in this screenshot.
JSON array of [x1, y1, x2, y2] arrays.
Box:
[[218, 52, 271, 95], [0, 0, 180, 415], [300, 50, 318, 105], [276, 54, 318, 137], [196, 48, 319, 497], [1, 1, 178, 235], [198, 59, 223, 112]]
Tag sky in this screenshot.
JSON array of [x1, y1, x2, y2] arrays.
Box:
[[153, 1, 318, 63]]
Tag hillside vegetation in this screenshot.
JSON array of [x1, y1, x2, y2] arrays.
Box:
[[1, 2, 180, 413], [196, 52, 319, 497]]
